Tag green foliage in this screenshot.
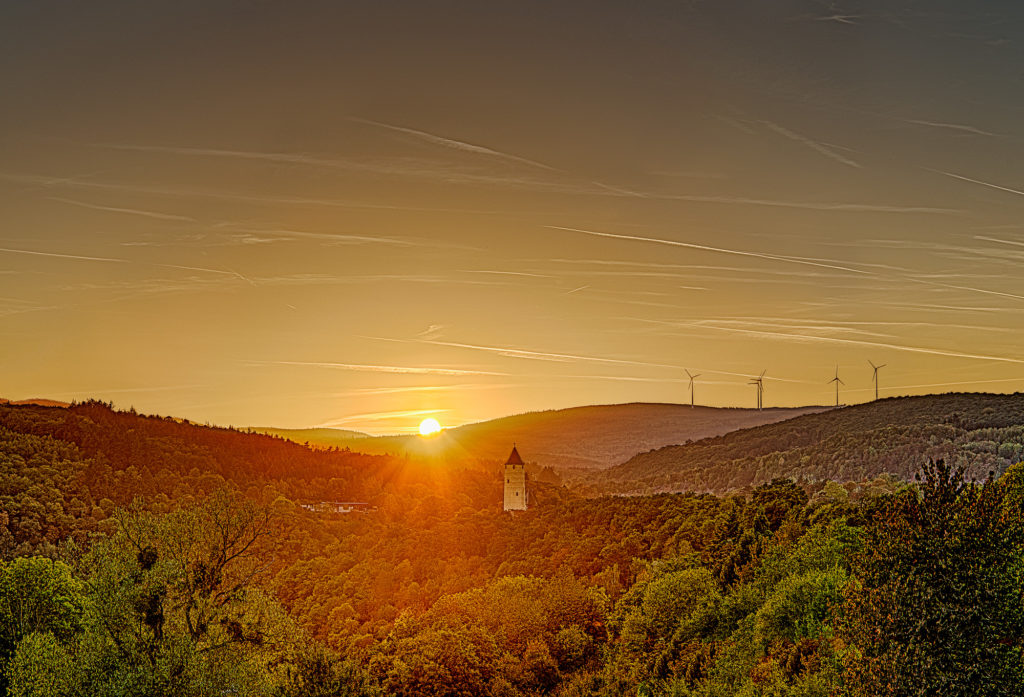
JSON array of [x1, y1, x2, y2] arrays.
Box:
[[274, 642, 380, 697], [6, 632, 73, 697], [842, 459, 1024, 697], [4, 399, 1024, 697], [370, 574, 606, 696], [0, 557, 84, 695]]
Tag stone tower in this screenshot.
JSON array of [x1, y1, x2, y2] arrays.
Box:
[[503, 444, 528, 511]]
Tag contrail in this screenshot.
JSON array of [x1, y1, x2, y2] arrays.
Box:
[[48, 197, 195, 222], [546, 225, 873, 275], [457, 269, 555, 279], [686, 323, 1024, 365], [974, 235, 1024, 249], [350, 117, 557, 171], [335, 384, 509, 397], [320, 408, 448, 425], [846, 376, 1024, 393], [370, 334, 704, 370], [157, 263, 248, 278], [763, 121, 861, 168], [0, 246, 129, 264], [938, 170, 1024, 198], [906, 119, 998, 137], [910, 278, 1024, 303], [0, 245, 274, 283], [249, 359, 507, 376], [375, 336, 686, 370]]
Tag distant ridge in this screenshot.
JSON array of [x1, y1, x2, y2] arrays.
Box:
[[251, 426, 370, 445], [260, 403, 830, 469], [0, 397, 70, 408], [583, 392, 1024, 495]]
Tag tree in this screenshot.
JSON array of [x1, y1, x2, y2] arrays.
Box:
[[0, 557, 84, 695], [5, 632, 73, 697], [843, 460, 1024, 696]]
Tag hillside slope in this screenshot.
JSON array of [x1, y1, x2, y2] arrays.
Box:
[[0, 400, 505, 556], [581, 392, 1024, 495], [261, 403, 830, 470], [250, 426, 370, 445]]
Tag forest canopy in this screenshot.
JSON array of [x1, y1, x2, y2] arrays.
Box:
[[1, 399, 1023, 696]]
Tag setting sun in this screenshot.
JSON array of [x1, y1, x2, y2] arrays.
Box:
[[418, 418, 442, 436]]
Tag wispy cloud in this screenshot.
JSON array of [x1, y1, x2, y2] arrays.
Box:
[[909, 278, 1024, 303], [211, 225, 420, 247], [763, 121, 862, 168], [851, 376, 1024, 393], [318, 408, 448, 427], [457, 269, 555, 279], [546, 225, 874, 275], [350, 117, 557, 171], [974, 235, 1024, 249], [416, 324, 447, 340], [48, 197, 196, 222], [334, 383, 507, 397], [248, 359, 507, 376], [0, 244, 262, 284], [376, 336, 685, 370], [60, 384, 207, 396], [906, 119, 999, 137], [2, 170, 956, 215], [556, 373, 736, 386], [674, 321, 1024, 365]]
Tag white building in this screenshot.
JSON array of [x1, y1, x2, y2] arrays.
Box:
[[503, 444, 528, 511]]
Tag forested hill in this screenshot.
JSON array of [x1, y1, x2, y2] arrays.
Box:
[[580, 392, 1024, 496], [0, 400, 503, 557], [5, 398, 1024, 695], [260, 403, 829, 470]]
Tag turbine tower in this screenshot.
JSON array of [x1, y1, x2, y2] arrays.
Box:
[[828, 366, 844, 407], [868, 360, 886, 401], [748, 369, 765, 410], [686, 369, 701, 408]]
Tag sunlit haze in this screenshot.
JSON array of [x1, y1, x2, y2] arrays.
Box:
[[3, 2, 1024, 433]]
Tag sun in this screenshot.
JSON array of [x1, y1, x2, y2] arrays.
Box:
[[418, 418, 442, 436]]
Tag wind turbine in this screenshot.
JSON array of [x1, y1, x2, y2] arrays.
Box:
[[748, 369, 765, 410], [828, 366, 844, 407], [685, 369, 701, 408], [868, 360, 886, 401]]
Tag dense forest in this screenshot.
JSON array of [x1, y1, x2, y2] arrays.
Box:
[[580, 392, 1024, 496], [2, 399, 1024, 695]]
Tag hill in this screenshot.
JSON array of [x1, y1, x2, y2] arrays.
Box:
[[0, 397, 70, 407], [579, 392, 1024, 496], [249, 426, 370, 445], [3, 396, 1022, 697], [0, 399, 507, 557], [261, 403, 830, 470]]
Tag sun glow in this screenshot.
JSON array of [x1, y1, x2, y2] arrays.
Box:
[[418, 417, 442, 436]]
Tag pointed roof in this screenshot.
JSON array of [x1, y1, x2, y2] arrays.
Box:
[[505, 444, 524, 466]]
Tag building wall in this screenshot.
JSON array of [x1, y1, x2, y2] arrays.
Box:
[[503, 462, 527, 511]]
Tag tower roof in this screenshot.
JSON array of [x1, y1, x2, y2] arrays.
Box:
[[505, 444, 524, 466]]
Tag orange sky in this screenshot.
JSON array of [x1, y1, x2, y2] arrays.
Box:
[[2, 2, 1024, 433]]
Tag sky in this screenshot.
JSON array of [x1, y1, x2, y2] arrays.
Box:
[[3, 0, 1024, 433]]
